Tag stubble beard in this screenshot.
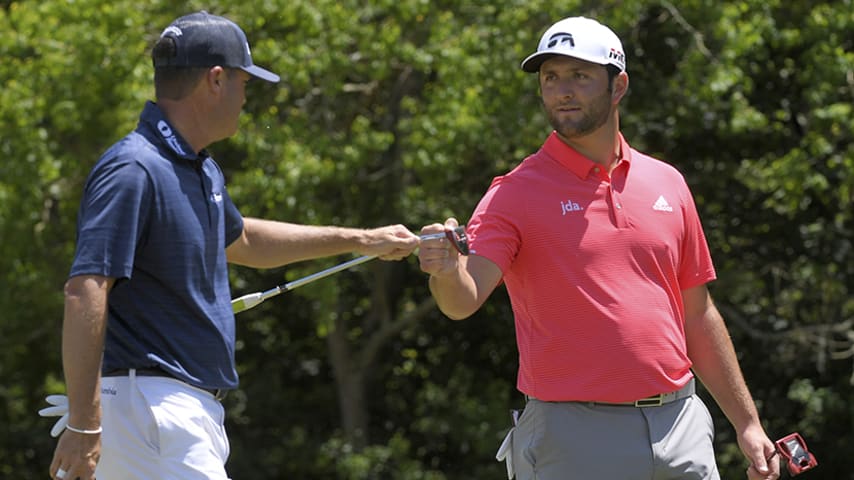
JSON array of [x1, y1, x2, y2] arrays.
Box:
[[546, 88, 613, 139]]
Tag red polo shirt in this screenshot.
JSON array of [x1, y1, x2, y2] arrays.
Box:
[[468, 132, 715, 402]]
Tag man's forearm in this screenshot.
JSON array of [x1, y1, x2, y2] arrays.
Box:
[[62, 276, 111, 430], [686, 303, 761, 432], [228, 218, 417, 268], [429, 267, 482, 320], [237, 219, 365, 266]]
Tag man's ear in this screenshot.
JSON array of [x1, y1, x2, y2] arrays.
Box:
[[612, 72, 629, 103], [208, 66, 226, 91]]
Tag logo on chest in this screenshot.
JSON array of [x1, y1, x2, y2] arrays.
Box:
[[560, 199, 584, 215], [652, 195, 673, 212]]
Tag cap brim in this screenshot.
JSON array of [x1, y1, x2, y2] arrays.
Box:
[[520, 52, 553, 73], [242, 65, 280, 83], [520, 51, 610, 73]]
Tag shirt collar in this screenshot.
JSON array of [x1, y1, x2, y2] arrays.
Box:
[[540, 131, 632, 179], [138, 101, 209, 163]]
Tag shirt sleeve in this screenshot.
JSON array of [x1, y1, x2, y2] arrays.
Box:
[[222, 186, 244, 246], [677, 183, 717, 289], [467, 176, 522, 274], [70, 157, 151, 280]]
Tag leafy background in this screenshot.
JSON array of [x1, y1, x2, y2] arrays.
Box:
[[1, 0, 851, 478]]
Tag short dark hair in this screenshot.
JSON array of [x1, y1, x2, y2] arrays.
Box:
[[152, 36, 208, 100], [605, 64, 621, 90]]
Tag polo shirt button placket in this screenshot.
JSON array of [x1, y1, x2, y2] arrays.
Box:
[[611, 190, 629, 228]]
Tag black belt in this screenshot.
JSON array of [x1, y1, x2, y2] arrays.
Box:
[[526, 378, 695, 408], [103, 368, 228, 401]]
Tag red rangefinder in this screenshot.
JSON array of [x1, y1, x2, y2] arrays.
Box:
[[774, 432, 818, 476]]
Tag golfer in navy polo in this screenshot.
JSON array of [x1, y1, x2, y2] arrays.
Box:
[[47, 12, 419, 480]]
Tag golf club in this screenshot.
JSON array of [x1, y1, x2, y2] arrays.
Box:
[[231, 226, 469, 314]]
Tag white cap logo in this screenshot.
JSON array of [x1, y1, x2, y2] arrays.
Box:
[[547, 32, 574, 49], [161, 26, 183, 38]]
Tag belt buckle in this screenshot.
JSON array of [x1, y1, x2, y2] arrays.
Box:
[[634, 394, 663, 407]]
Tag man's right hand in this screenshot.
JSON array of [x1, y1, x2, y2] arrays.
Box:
[[418, 218, 463, 277], [50, 428, 100, 480], [358, 224, 420, 261], [418, 218, 503, 320]]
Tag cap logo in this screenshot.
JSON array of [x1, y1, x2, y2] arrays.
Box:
[[547, 32, 575, 49], [161, 26, 182, 38], [609, 48, 626, 69]]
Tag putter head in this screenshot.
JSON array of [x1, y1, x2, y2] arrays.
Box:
[[446, 226, 470, 256], [775, 432, 818, 476]]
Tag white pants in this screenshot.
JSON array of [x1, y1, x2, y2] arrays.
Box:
[[96, 370, 231, 479]]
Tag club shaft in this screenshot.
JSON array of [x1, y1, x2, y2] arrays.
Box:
[[231, 229, 464, 313], [278, 254, 377, 292], [231, 255, 377, 313]]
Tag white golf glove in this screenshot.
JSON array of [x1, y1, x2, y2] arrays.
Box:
[[495, 426, 515, 479], [38, 394, 69, 437]]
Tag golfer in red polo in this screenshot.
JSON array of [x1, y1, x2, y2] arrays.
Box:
[[419, 16, 780, 480]]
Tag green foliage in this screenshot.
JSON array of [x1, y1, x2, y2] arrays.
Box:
[[0, 0, 154, 473], [1, 0, 851, 478]]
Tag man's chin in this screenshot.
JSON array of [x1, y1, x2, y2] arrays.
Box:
[[554, 125, 595, 140]]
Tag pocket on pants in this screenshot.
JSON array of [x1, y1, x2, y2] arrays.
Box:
[[137, 378, 230, 478], [510, 402, 543, 479]]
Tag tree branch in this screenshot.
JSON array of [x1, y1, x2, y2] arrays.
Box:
[[660, 0, 713, 58], [358, 296, 437, 369]]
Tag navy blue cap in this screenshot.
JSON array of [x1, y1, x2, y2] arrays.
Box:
[[153, 11, 280, 83]]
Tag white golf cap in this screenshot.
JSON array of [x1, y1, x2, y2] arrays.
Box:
[[521, 17, 626, 73]]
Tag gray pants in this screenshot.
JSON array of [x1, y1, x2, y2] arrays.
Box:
[[504, 395, 720, 480]]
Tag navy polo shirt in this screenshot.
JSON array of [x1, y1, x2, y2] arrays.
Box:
[[70, 101, 244, 390]]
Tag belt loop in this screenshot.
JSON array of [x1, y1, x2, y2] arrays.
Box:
[[127, 368, 137, 392]]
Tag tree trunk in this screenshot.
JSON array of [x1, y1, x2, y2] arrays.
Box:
[[325, 263, 438, 450], [327, 320, 369, 449]]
